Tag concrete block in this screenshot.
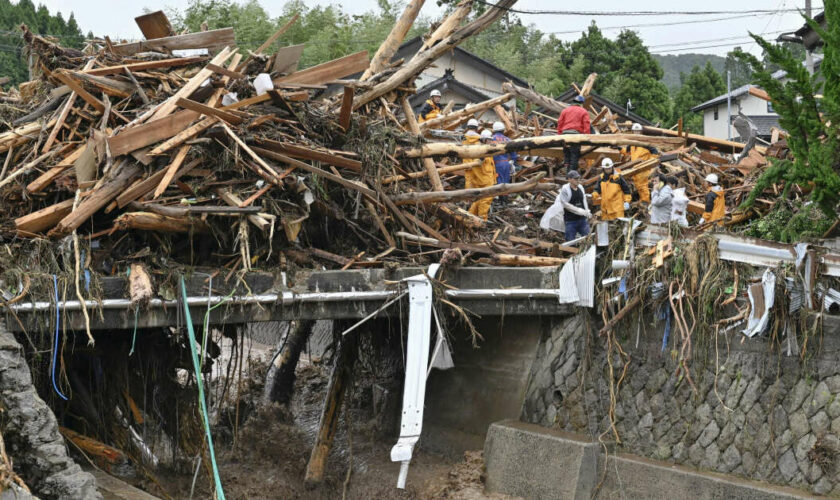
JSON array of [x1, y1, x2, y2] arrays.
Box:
[[484, 420, 598, 500]]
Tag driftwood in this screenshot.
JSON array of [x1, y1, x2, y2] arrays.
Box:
[[361, 0, 425, 80], [400, 134, 685, 159], [391, 173, 554, 205], [502, 81, 567, 114], [400, 96, 444, 191], [417, 93, 514, 131], [114, 211, 210, 233]]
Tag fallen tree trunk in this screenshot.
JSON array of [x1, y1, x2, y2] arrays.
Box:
[[399, 133, 685, 159], [641, 125, 764, 154], [400, 96, 444, 191], [491, 254, 568, 267], [114, 212, 210, 233], [502, 81, 567, 114], [418, 93, 513, 131], [390, 172, 554, 205], [361, 0, 425, 80], [352, 0, 517, 110], [381, 160, 480, 184]]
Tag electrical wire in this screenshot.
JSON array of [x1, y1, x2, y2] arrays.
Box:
[[546, 13, 776, 35], [471, 0, 821, 16], [647, 29, 788, 49], [51, 275, 69, 401]]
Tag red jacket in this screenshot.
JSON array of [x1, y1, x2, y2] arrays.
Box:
[[556, 105, 591, 134]]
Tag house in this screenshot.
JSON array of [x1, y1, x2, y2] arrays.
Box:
[[395, 37, 528, 122], [690, 85, 778, 141]]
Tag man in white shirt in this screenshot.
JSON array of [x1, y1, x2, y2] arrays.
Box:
[[559, 170, 591, 240]]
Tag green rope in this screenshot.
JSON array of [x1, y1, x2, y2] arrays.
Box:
[[180, 276, 225, 500]]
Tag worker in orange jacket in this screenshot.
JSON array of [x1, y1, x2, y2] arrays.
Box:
[[418, 89, 442, 123], [700, 173, 725, 227], [622, 123, 659, 204], [591, 158, 632, 220], [462, 128, 497, 219]]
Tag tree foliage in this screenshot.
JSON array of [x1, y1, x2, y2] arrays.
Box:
[[671, 62, 726, 132], [736, 1, 840, 217], [0, 0, 85, 86]]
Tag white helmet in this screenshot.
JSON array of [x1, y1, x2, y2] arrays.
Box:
[[492, 121, 505, 132], [430, 89, 441, 97], [705, 173, 719, 184], [601, 158, 614, 168], [466, 118, 479, 129], [631, 122, 643, 132], [480, 129, 492, 140]]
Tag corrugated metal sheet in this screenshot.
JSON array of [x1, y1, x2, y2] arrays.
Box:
[[557, 246, 596, 307]]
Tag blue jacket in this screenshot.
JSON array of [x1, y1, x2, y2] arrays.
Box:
[[491, 132, 518, 165]]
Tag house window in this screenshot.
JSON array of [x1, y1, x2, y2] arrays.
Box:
[[713, 107, 719, 120], [767, 101, 774, 113]]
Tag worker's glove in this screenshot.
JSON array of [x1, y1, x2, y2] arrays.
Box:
[[623, 202, 630, 211], [584, 210, 592, 218], [699, 218, 706, 225]]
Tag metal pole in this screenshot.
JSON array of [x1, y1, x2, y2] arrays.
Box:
[[805, 0, 815, 75], [726, 70, 732, 141]]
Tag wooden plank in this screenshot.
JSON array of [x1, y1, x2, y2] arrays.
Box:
[[273, 44, 305, 75], [216, 188, 271, 232], [275, 51, 369, 86], [147, 47, 234, 122], [256, 139, 362, 172], [52, 70, 105, 113], [107, 110, 199, 156], [206, 63, 245, 80], [338, 86, 354, 131], [148, 117, 216, 156], [748, 86, 771, 102], [175, 97, 243, 125], [134, 11, 174, 39], [252, 147, 376, 198], [15, 198, 74, 234], [111, 28, 235, 56], [152, 145, 190, 198], [84, 56, 208, 76]]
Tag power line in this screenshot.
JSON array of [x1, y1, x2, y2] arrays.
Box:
[[547, 13, 776, 35], [650, 41, 765, 54], [473, 0, 822, 16], [647, 29, 788, 49]]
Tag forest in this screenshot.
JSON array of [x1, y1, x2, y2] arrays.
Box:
[[0, 0, 799, 132]]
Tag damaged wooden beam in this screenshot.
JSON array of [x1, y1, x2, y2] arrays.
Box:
[[391, 173, 554, 206]]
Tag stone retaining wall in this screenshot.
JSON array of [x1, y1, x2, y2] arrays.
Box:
[[521, 313, 840, 497]]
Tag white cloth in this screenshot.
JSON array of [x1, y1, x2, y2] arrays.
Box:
[[540, 183, 589, 232], [649, 184, 673, 224], [670, 187, 689, 227]]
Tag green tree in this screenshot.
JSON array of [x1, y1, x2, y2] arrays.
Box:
[[568, 22, 620, 92], [724, 47, 754, 88], [736, 4, 840, 218], [672, 62, 726, 132]]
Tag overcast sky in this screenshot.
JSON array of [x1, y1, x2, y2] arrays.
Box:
[[35, 0, 817, 57]]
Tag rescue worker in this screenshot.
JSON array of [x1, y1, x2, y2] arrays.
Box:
[[560, 170, 591, 240], [700, 173, 725, 227], [622, 123, 659, 205], [465, 117, 479, 132], [556, 94, 591, 172], [418, 89, 442, 123], [462, 128, 497, 219], [670, 177, 689, 227], [592, 158, 632, 220], [491, 121, 517, 206], [649, 174, 673, 225]]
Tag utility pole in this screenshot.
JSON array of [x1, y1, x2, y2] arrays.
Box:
[[805, 0, 814, 75], [726, 70, 732, 141]]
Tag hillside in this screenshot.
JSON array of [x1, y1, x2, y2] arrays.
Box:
[[654, 53, 726, 92]]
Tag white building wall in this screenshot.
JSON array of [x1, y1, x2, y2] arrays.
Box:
[[701, 93, 776, 139]]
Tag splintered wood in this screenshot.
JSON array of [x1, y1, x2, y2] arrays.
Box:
[[0, 4, 783, 274]]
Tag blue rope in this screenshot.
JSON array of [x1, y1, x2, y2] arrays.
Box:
[[180, 276, 225, 500], [51, 275, 68, 401]]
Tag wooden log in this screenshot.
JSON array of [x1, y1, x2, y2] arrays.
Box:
[[216, 188, 271, 232], [15, 198, 74, 235], [48, 163, 143, 238], [255, 139, 362, 172], [338, 86, 355, 131], [304, 325, 358, 484], [400, 133, 685, 159], [252, 147, 376, 198], [501, 81, 567, 114], [580, 73, 597, 97], [84, 56, 208, 76], [391, 173, 555, 206], [114, 211, 209, 233], [276, 51, 369, 86], [266, 320, 315, 404], [361, 0, 426, 80], [146, 47, 234, 122], [66, 71, 135, 98], [418, 93, 513, 131], [175, 97, 243, 124], [236, 13, 300, 72], [127, 201, 261, 217], [112, 28, 235, 56], [399, 96, 444, 191], [641, 125, 763, 154], [420, 0, 472, 52], [381, 160, 480, 184], [492, 254, 568, 267], [353, 0, 516, 111], [134, 10, 174, 39], [493, 104, 515, 133]]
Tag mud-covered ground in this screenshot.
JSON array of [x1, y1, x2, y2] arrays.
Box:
[[120, 329, 517, 500]]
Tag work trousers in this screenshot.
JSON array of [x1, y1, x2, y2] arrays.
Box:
[[469, 197, 493, 219], [564, 218, 590, 241], [562, 130, 581, 171]]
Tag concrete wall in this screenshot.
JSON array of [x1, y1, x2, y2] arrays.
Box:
[[522, 313, 840, 497], [421, 316, 544, 456]]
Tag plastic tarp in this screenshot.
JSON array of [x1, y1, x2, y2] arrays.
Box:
[[742, 268, 775, 338]]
